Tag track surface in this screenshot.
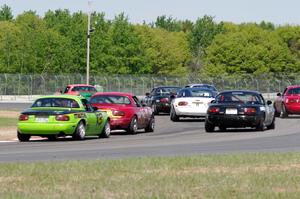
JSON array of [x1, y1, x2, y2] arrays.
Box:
[[1, 110, 300, 162]]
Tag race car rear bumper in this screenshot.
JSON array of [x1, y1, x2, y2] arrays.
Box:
[[18, 122, 77, 135], [207, 115, 262, 127]]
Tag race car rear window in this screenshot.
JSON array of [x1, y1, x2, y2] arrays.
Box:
[[155, 87, 181, 95], [287, 87, 300, 95], [32, 98, 80, 108], [216, 92, 263, 104], [72, 86, 97, 92], [90, 95, 131, 105], [189, 89, 214, 97]]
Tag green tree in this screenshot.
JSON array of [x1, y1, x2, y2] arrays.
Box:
[[0, 21, 21, 72], [135, 25, 191, 76], [203, 24, 299, 76], [188, 15, 224, 75], [0, 4, 13, 21]]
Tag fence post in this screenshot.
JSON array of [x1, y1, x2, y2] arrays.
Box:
[[4, 74, 7, 95]]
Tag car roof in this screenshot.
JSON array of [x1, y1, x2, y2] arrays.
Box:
[[153, 86, 182, 89], [185, 83, 214, 87], [66, 84, 95, 87], [92, 92, 134, 97], [36, 94, 85, 100], [181, 87, 214, 91], [286, 85, 300, 89], [218, 90, 261, 95]]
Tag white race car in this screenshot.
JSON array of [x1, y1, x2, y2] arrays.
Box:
[[170, 87, 215, 121]]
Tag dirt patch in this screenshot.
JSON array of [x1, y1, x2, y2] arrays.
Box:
[[0, 111, 19, 118], [0, 126, 17, 140]]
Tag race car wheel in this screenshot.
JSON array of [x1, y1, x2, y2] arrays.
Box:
[[219, 126, 227, 132], [145, 116, 155, 132], [256, 118, 265, 131], [280, 104, 288, 118], [152, 104, 159, 115], [273, 104, 280, 117], [170, 107, 179, 122], [17, 131, 31, 142], [99, 121, 111, 138], [127, 116, 138, 134], [267, 117, 275, 130], [73, 121, 86, 140], [47, 135, 57, 141], [205, 121, 215, 132]]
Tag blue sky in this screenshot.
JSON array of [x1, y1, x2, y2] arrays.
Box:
[[1, 0, 299, 25]]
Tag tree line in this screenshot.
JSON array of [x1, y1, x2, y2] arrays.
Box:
[[0, 4, 300, 77]]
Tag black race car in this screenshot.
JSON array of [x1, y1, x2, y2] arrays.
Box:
[[144, 86, 182, 115], [205, 90, 275, 132]]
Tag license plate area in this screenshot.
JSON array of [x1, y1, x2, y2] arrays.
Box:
[[35, 116, 49, 122], [192, 102, 204, 107], [225, 108, 237, 114]]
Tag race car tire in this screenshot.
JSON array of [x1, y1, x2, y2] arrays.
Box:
[[47, 135, 57, 141], [256, 118, 265, 131], [145, 116, 155, 132], [205, 121, 215, 132], [73, 121, 86, 140], [127, 116, 138, 134], [17, 131, 30, 142], [267, 117, 275, 130], [170, 107, 179, 122], [280, 104, 288, 118], [152, 104, 159, 115], [99, 121, 111, 138], [219, 126, 227, 132]]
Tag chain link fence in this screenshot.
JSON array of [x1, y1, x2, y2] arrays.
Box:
[[0, 73, 299, 98]]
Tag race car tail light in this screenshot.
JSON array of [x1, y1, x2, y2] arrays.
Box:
[[160, 98, 169, 103], [19, 114, 29, 121], [244, 108, 256, 115], [178, 101, 188, 106], [208, 107, 220, 113], [112, 110, 125, 117], [55, 115, 70, 121]]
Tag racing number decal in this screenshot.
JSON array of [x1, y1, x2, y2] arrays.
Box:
[[96, 113, 103, 126]]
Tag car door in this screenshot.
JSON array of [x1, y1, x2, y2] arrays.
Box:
[[81, 99, 98, 134], [132, 96, 146, 127]]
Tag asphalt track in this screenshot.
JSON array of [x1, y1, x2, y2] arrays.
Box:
[[1, 103, 300, 162]]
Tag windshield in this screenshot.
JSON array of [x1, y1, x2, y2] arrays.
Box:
[[71, 86, 96, 92], [90, 95, 131, 105], [32, 98, 80, 108], [287, 87, 300, 95], [189, 89, 214, 97], [215, 92, 263, 104], [155, 87, 181, 95]]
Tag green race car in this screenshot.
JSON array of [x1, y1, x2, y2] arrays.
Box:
[[17, 95, 110, 142]]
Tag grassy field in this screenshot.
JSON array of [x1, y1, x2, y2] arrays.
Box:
[[0, 117, 17, 127], [0, 153, 300, 198]]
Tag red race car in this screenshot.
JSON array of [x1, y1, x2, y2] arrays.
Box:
[[274, 85, 300, 118], [63, 84, 97, 100], [90, 92, 155, 134]]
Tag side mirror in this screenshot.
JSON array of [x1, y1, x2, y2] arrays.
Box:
[[267, 100, 272, 105], [145, 92, 150, 96], [276, 93, 281, 97], [210, 100, 216, 104], [92, 106, 98, 111]]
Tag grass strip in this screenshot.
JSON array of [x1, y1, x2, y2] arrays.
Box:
[[0, 152, 300, 198], [0, 117, 17, 127]]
